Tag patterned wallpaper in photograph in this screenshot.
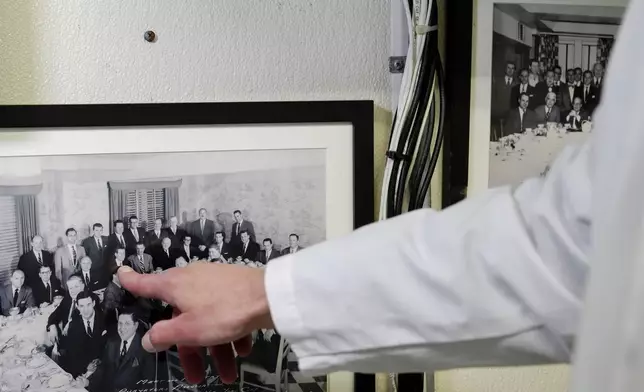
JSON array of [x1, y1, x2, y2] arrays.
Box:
[[32, 162, 325, 254], [178, 165, 326, 251]]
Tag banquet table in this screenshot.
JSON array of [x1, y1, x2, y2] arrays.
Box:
[[489, 127, 591, 188], [0, 292, 105, 392]]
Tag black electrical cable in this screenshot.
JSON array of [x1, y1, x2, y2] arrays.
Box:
[[394, 31, 437, 215], [385, 12, 436, 217], [416, 56, 445, 208], [407, 0, 445, 211]]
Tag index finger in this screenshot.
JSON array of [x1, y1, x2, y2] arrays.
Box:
[[118, 266, 175, 303]]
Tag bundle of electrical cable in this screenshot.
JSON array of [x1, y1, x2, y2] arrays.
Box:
[[379, 0, 445, 221]]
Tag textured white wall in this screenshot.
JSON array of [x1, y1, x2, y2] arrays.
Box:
[[0, 0, 389, 105], [0, 1, 568, 392]]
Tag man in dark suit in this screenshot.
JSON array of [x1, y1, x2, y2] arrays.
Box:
[[592, 62, 605, 99], [560, 68, 583, 113], [107, 247, 130, 276], [17, 234, 54, 290], [166, 216, 186, 250], [127, 242, 155, 274], [281, 233, 305, 255], [82, 223, 109, 287], [95, 310, 156, 392], [32, 265, 63, 306], [534, 70, 562, 109], [213, 231, 233, 261], [77, 256, 104, 292], [510, 69, 536, 110], [187, 208, 217, 251], [58, 291, 107, 380], [502, 93, 538, 138], [145, 218, 167, 252], [258, 238, 280, 264], [123, 216, 146, 258], [492, 61, 517, 131], [152, 237, 174, 270], [580, 70, 600, 115], [564, 97, 591, 131], [235, 230, 259, 261], [46, 275, 100, 346], [177, 234, 204, 261], [534, 92, 561, 124], [573, 67, 583, 87], [231, 210, 256, 246], [553, 65, 564, 86], [47, 275, 85, 343], [0, 269, 35, 316], [106, 220, 128, 268]]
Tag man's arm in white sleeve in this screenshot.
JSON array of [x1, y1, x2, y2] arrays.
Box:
[[264, 135, 592, 375]]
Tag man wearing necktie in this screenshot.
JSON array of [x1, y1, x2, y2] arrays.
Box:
[[565, 97, 591, 131], [502, 93, 537, 138], [54, 228, 87, 287], [18, 234, 54, 290], [152, 237, 175, 270], [593, 62, 604, 91], [236, 230, 259, 262], [78, 256, 99, 291], [124, 216, 146, 258], [127, 242, 154, 274], [281, 233, 305, 256], [0, 269, 35, 316], [581, 70, 599, 115], [510, 69, 536, 110], [107, 219, 128, 255], [535, 92, 561, 124], [492, 61, 517, 138], [258, 238, 280, 264], [231, 210, 257, 247], [97, 310, 155, 392], [82, 223, 109, 289], [145, 218, 167, 252], [188, 208, 217, 251], [58, 291, 106, 381], [32, 265, 63, 306], [214, 231, 233, 261], [535, 70, 562, 109]]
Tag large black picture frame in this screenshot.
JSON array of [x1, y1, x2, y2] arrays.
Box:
[[0, 100, 376, 392]]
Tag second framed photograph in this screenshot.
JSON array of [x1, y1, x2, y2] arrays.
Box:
[[469, 0, 628, 194], [0, 101, 374, 392]]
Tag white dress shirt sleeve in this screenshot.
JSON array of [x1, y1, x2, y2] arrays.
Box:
[[265, 136, 591, 374]]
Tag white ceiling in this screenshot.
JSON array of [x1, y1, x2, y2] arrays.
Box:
[[495, 3, 625, 32]]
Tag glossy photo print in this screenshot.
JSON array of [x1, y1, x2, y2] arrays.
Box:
[[488, 2, 624, 187], [0, 149, 327, 392]]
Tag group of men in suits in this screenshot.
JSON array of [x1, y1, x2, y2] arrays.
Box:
[[42, 272, 155, 392], [2, 208, 305, 314], [0, 206, 308, 390], [492, 59, 605, 140]]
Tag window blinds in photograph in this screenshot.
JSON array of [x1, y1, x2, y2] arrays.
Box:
[[0, 196, 19, 283], [125, 189, 166, 231]]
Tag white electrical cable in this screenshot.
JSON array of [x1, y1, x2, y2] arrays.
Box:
[[379, 0, 436, 221], [379, 0, 420, 221]]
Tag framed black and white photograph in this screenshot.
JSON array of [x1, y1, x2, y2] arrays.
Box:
[[468, 0, 627, 193], [0, 101, 374, 392]]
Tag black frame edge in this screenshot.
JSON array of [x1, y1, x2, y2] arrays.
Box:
[[443, 0, 474, 207], [0, 100, 376, 392]]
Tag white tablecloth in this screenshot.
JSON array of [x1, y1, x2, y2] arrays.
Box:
[[0, 304, 88, 392], [489, 130, 591, 188]]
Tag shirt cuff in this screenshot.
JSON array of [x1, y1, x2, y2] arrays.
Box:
[[264, 254, 307, 344]]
